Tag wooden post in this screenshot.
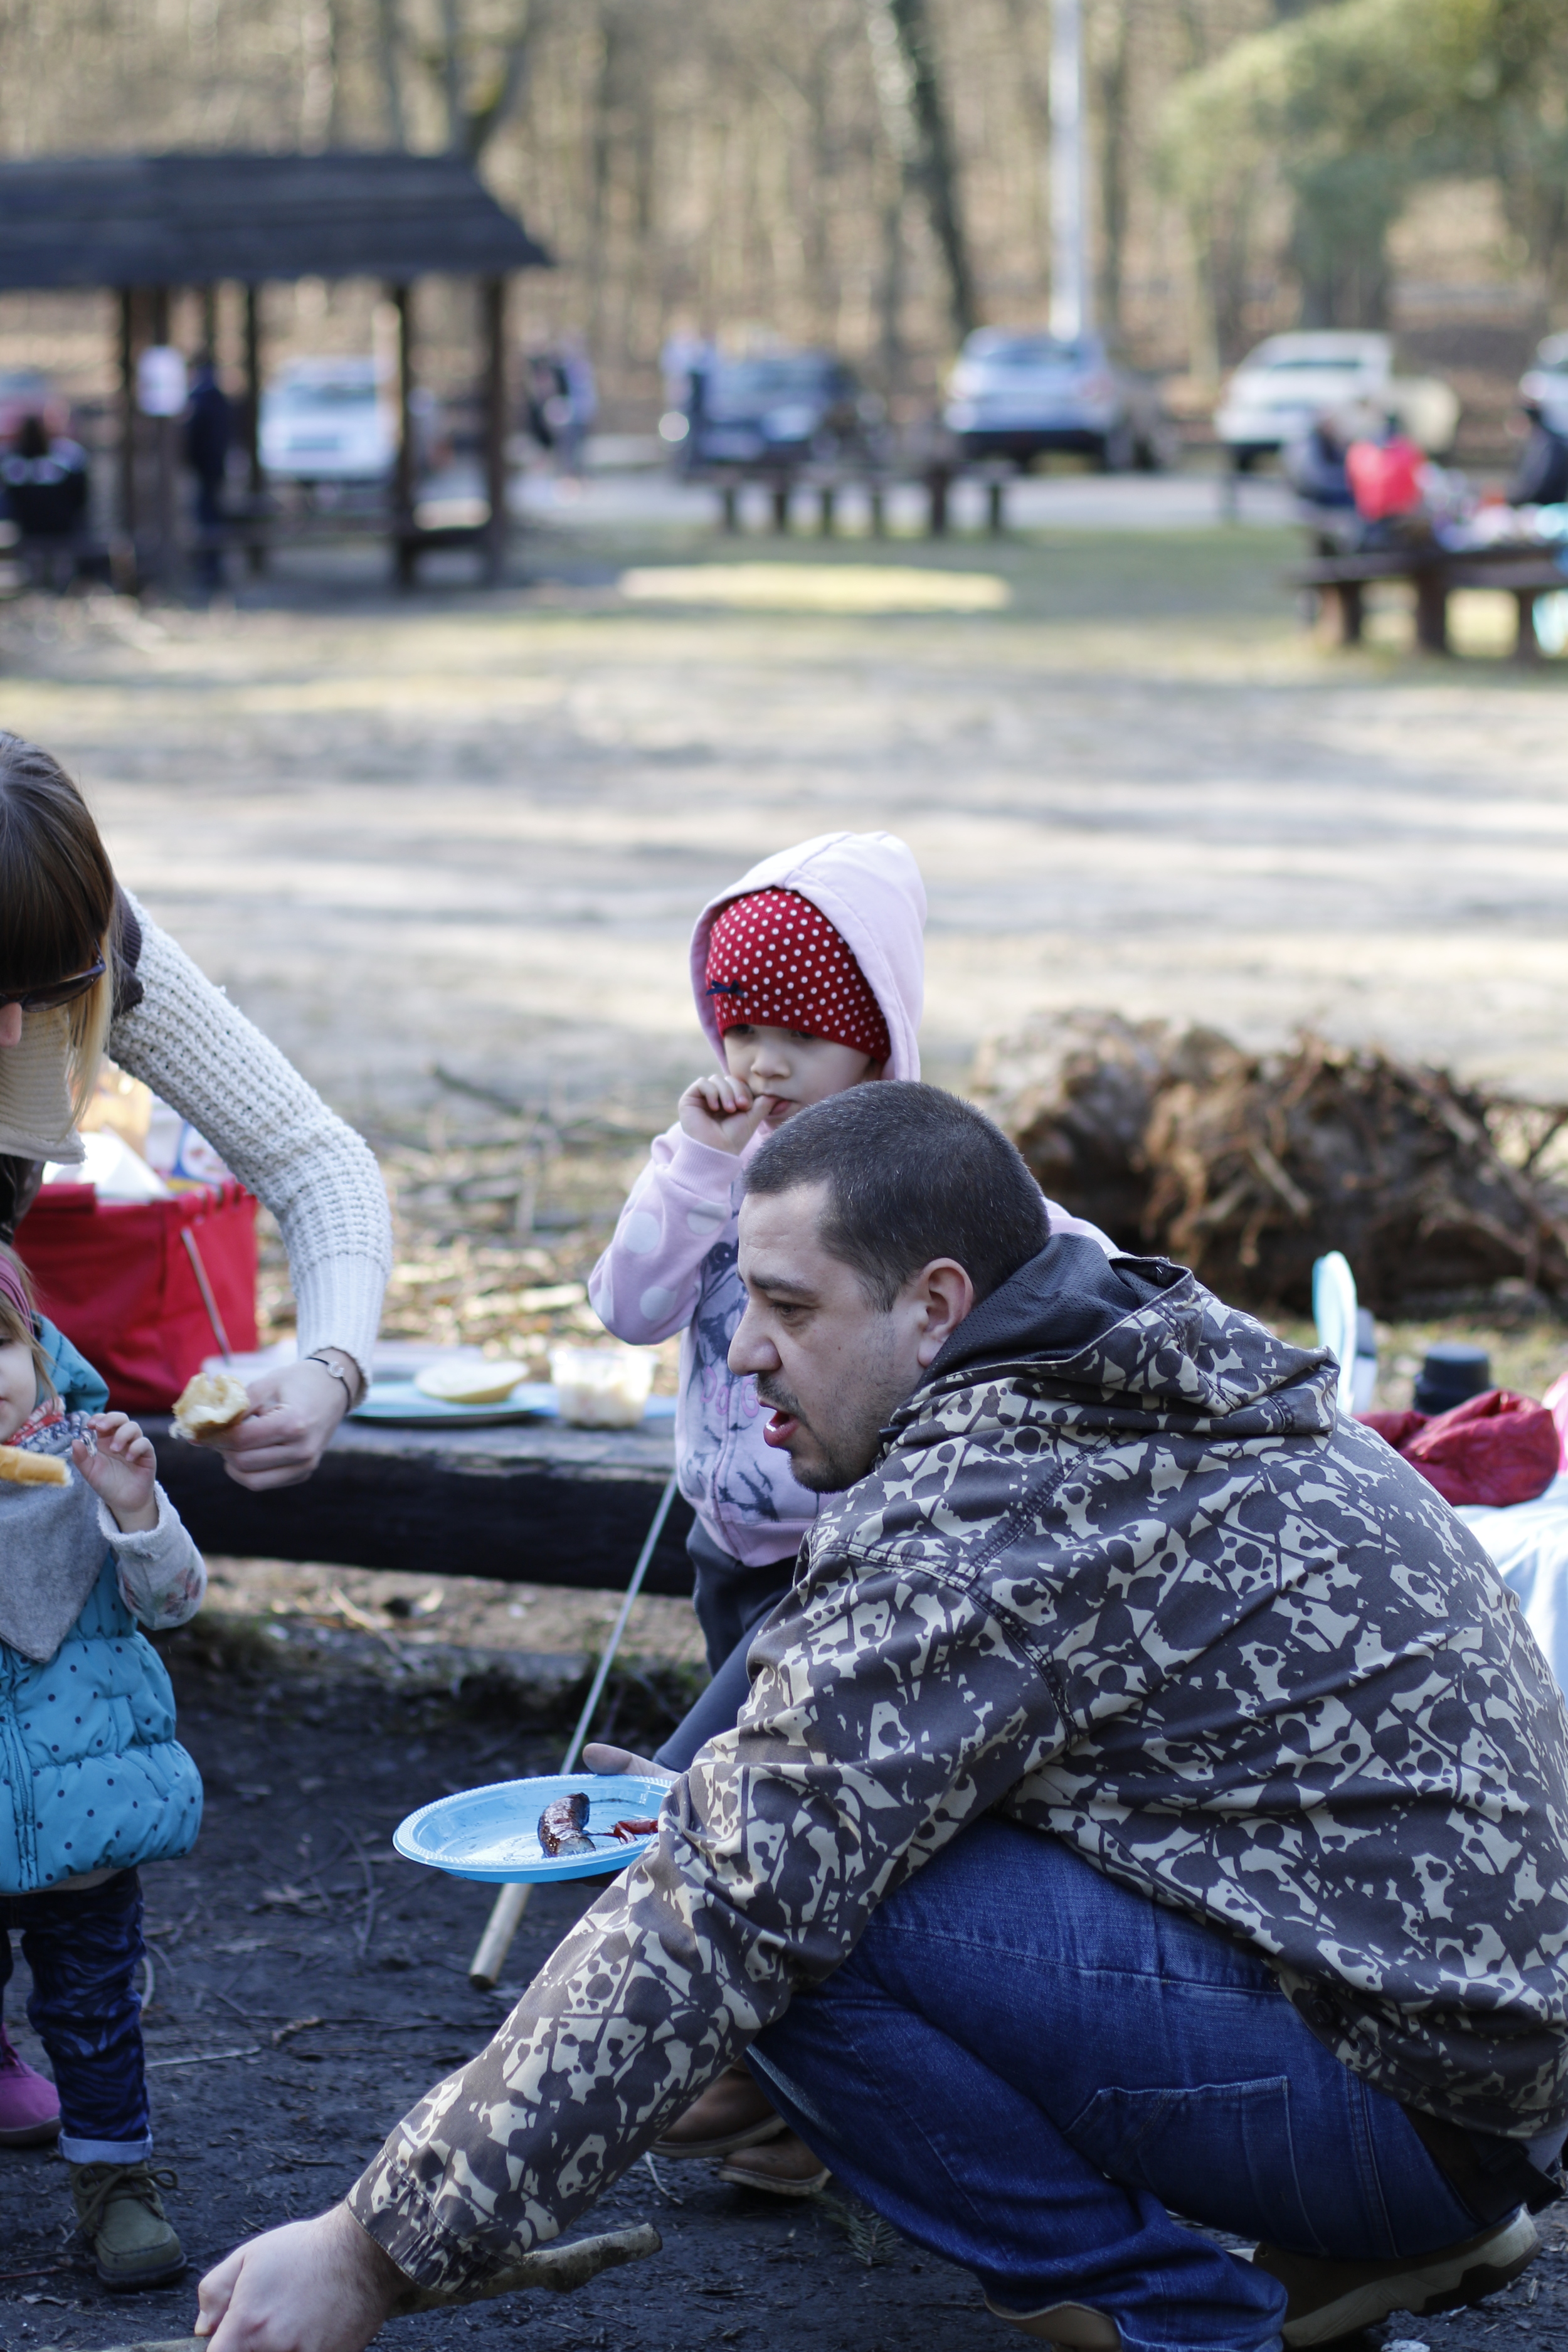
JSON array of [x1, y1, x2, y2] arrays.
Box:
[[243, 285, 266, 575], [869, 481, 886, 537], [818, 482, 835, 536], [1414, 568, 1448, 655], [987, 476, 1005, 534], [770, 475, 790, 533], [927, 464, 950, 537], [392, 282, 416, 588], [482, 275, 508, 586], [1513, 588, 1542, 665], [721, 482, 739, 532]]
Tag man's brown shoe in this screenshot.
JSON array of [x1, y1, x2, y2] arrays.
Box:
[[719, 2129, 831, 2198], [651, 2063, 788, 2161], [1253, 2208, 1539, 2346]]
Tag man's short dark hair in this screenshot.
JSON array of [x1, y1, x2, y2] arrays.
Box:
[[743, 1082, 1049, 1309]]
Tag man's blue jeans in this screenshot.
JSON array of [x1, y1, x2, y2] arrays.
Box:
[[749, 1821, 1478, 2352]]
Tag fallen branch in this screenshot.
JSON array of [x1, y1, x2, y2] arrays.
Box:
[[145, 2045, 260, 2070]]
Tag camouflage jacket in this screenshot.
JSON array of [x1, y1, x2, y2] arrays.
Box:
[[351, 1238, 1568, 2291]]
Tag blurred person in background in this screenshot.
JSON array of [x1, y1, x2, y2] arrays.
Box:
[[183, 354, 231, 591], [1509, 395, 1568, 510], [1, 414, 89, 592]]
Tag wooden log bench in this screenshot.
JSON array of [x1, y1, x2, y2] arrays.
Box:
[[1293, 541, 1567, 660], [148, 1413, 696, 1597]]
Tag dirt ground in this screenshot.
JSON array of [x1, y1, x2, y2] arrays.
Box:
[[3, 1643, 1565, 2352], [4, 521, 1568, 2350]]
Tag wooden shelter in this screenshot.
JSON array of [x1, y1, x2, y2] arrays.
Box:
[[0, 151, 551, 585]]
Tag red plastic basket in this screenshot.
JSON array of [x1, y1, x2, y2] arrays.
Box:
[[16, 1180, 258, 1412]]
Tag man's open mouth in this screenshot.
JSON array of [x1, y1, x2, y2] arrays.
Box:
[[762, 1406, 799, 1448]]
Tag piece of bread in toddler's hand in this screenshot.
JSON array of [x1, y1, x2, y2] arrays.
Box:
[[174, 1369, 252, 1441], [0, 1444, 68, 1486]]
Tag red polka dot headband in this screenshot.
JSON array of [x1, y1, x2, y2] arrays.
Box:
[[704, 889, 890, 1064]]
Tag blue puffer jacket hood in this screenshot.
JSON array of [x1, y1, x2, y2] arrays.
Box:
[[0, 1316, 201, 1892]]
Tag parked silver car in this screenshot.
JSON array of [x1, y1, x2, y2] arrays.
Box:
[[941, 329, 1175, 472]]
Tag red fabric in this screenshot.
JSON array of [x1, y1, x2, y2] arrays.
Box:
[[1359, 1388, 1560, 1508], [1346, 436, 1424, 521], [704, 889, 890, 1062], [14, 1182, 258, 1412]]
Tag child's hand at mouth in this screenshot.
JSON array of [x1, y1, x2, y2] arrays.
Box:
[[679, 1073, 782, 1155], [73, 1412, 159, 1534]]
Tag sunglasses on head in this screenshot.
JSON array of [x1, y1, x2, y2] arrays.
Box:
[[0, 955, 107, 1013]]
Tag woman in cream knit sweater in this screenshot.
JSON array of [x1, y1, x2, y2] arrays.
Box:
[[0, 732, 390, 1488]]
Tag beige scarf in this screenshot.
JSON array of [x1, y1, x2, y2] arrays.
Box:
[[0, 1009, 83, 1163]]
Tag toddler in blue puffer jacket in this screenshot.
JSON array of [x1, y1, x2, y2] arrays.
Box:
[[0, 1243, 206, 2292]]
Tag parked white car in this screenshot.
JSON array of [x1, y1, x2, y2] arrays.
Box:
[[260, 358, 435, 485], [1216, 332, 1458, 469]]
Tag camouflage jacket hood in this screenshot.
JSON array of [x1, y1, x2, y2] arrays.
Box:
[[352, 1238, 1568, 2293]]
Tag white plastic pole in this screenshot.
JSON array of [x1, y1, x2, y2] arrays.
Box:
[[1049, 0, 1091, 342]]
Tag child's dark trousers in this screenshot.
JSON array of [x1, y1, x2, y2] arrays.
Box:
[[0, 1867, 152, 2161]]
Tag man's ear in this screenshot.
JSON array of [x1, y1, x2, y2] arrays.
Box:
[[913, 1259, 975, 1367]]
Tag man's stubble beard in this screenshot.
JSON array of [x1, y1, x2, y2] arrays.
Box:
[[758, 1344, 911, 1495]]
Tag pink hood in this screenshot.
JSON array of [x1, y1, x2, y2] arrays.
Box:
[[689, 832, 924, 1082]]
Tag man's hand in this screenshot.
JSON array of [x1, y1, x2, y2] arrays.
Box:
[[196, 2201, 407, 2352], [583, 1742, 677, 1783], [212, 1355, 356, 1490], [73, 1412, 157, 1532], [677, 1073, 775, 1157]]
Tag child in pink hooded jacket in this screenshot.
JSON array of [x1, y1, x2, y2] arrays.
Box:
[[590, 832, 923, 1775]]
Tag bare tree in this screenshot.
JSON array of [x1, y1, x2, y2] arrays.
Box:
[[867, 0, 977, 341]]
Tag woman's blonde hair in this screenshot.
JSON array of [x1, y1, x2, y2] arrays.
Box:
[[0, 733, 116, 1125], [0, 1241, 55, 1398]]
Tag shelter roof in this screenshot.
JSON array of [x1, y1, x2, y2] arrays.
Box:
[[0, 151, 551, 291]]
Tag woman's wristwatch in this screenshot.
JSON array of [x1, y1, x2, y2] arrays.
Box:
[[305, 1349, 361, 1411]]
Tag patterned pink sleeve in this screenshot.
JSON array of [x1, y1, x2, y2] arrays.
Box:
[[97, 1486, 208, 1630]]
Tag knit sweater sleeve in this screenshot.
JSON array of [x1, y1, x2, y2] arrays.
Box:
[[107, 904, 392, 1387]]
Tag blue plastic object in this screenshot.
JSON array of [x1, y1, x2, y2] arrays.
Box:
[[352, 1380, 677, 1427], [1311, 1251, 1359, 1417], [393, 1773, 670, 1883]]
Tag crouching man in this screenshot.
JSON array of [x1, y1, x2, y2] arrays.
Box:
[[198, 1083, 1568, 2352]]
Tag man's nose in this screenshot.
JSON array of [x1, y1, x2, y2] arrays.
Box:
[[728, 1299, 778, 1376], [0, 1005, 23, 1048]]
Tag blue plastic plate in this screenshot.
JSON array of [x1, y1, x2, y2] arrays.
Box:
[[351, 1379, 557, 1426], [393, 1773, 670, 1883], [351, 1381, 677, 1428]]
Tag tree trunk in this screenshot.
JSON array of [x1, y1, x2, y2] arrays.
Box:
[[879, 0, 978, 341], [376, 0, 405, 146], [1092, 0, 1131, 339]]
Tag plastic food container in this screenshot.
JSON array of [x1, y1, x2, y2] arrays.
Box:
[[548, 1343, 655, 1428]]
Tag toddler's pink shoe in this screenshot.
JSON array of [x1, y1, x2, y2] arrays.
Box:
[[0, 2021, 60, 2146]]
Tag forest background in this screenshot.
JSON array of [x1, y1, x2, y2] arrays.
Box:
[[4, 0, 1568, 432]]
